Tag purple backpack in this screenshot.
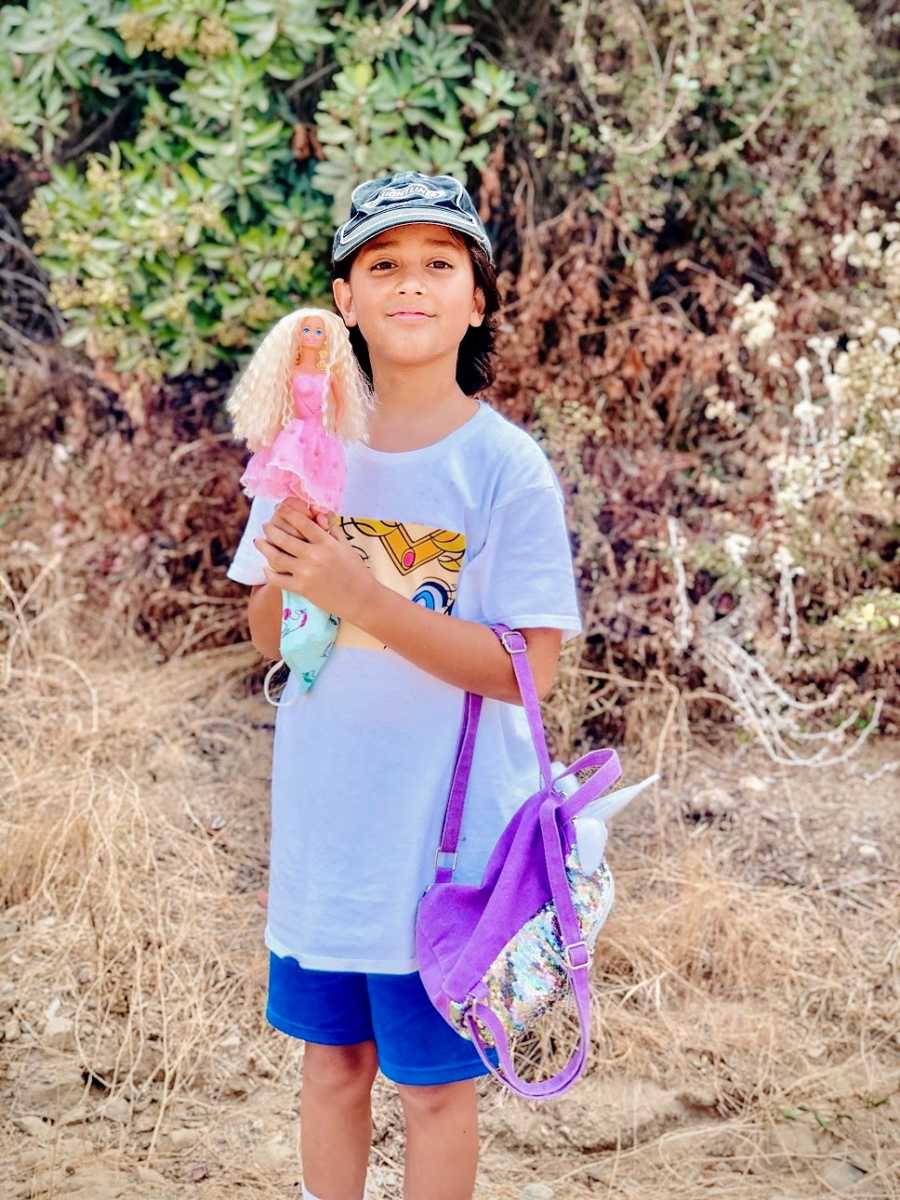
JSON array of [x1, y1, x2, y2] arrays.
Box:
[[415, 623, 631, 1101]]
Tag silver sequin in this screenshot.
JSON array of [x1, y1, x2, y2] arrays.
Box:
[[448, 845, 614, 1044]]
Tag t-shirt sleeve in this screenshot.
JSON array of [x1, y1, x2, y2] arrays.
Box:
[[463, 478, 584, 643], [225, 495, 277, 586]]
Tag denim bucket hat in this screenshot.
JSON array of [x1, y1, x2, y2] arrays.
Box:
[[332, 171, 493, 265]]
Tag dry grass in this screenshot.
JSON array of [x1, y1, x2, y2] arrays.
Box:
[[1, 562, 898, 1199]]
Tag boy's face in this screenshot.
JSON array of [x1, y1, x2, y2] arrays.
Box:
[[331, 222, 485, 371]]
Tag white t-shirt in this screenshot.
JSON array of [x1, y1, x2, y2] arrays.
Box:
[[226, 398, 583, 973]]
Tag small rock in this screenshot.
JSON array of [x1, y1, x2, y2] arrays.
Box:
[[764, 1119, 821, 1161], [683, 786, 735, 820], [12, 1115, 51, 1139], [58, 1103, 91, 1127], [3, 1016, 21, 1041], [521, 1185, 554, 1200], [53, 1164, 131, 1197], [247, 1051, 276, 1078], [857, 843, 881, 860], [221, 1072, 249, 1098], [59, 1135, 94, 1157], [168, 1127, 198, 1149], [208, 814, 226, 831], [135, 1165, 168, 1185], [821, 1159, 867, 1191], [739, 774, 770, 792], [17, 1146, 47, 1169], [16, 1060, 86, 1113], [134, 1108, 160, 1134], [676, 1084, 720, 1114], [188, 1162, 210, 1182], [254, 1135, 292, 1170], [99, 1096, 131, 1124], [44, 1014, 75, 1050]]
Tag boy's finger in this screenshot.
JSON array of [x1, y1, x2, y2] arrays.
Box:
[[264, 515, 310, 547], [274, 506, 329, 543]]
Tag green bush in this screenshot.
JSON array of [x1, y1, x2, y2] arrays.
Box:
[[7, 0, 525, 393], [526, 0, 875, 238]]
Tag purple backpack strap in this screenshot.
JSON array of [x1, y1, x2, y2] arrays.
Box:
[[462, 795, 594, 1098], [431, 621, 619, 1100], [432, 623, 549, 886]]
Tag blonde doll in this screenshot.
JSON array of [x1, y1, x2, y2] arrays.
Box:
[[227, 307, 374, 507], [226, 308, 375, 696]]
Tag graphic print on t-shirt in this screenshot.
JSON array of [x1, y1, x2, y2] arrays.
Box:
[[336, 516, 466, 651]]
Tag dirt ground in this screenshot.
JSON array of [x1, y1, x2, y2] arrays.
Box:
[[1, 629, 898, 1199]]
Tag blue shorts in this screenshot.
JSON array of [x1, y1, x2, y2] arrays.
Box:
[[266, 951, 500, 1086]]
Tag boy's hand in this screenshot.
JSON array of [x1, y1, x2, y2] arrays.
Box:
[[255, 497, 375, 622]]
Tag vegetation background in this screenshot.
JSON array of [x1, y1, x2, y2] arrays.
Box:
[[1, 1, 897, 1197]]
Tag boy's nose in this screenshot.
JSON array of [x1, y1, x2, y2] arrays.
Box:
[[395, 271, 427, 292]]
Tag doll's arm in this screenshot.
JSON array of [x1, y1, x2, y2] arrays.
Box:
[[327, 377, 343, 437]]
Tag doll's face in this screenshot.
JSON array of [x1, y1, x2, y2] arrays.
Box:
[[331, 223, 484, 371], [298, 316, 326, 350]]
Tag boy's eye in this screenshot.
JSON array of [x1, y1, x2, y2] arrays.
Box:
[[369, 259, 453, 271]]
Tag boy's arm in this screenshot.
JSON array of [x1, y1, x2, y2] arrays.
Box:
[[247, 582, 282, 660], [255, 501, 565, 705], [348, 580, 563, 706]]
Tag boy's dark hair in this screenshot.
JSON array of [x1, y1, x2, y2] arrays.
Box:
[[330, 231, 499, 396]]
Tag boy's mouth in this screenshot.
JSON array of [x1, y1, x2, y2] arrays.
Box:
[[388, 310, 434, 320]]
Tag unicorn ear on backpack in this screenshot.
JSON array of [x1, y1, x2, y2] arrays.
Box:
[[550, 761, 660, 875]]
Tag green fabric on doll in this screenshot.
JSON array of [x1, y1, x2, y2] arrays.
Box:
[[280, 591, 340, 691]]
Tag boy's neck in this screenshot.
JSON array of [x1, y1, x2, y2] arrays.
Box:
[[367, 356, 478, 453]]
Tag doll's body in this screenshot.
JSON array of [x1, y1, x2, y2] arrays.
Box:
[[239, 369, 346, 511], [226, 307, 375, 703]]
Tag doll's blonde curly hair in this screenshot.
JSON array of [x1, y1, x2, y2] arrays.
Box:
[[225, 307, 375, 451]]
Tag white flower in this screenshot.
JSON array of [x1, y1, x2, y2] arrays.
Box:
[[792, 399, 817, 421], [746, 318, 776, 348], [824, 373, 845, 404], [732, 282, 754, 309], [877, 326, 900, 352], [724, 532, 752, 567], [794, 356, 811, 376]]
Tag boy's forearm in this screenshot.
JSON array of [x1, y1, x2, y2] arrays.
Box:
[[247, 581, 282, 660], [347, 579, 522, 704]]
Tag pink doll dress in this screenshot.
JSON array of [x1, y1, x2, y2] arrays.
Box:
[[240, 370, 346, 511]]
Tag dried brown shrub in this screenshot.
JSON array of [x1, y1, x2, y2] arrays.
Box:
[[1, 346, 255, 664]]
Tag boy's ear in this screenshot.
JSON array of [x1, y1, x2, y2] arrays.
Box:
[[469, 285, 486, 328], [332, 278, 357, 327]]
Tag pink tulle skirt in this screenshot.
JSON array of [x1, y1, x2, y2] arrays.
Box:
[[240, 415, 346, 511]]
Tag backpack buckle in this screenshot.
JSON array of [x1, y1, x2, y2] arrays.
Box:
[[499, 629, 527, 654], [563, 939, 590, 970], [434, 849, 457, 871]]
